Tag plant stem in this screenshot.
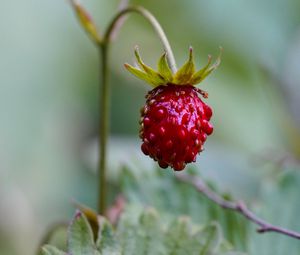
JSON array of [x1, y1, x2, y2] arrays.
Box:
[[98, 43, 109, 214], [177, 173, 300, 240], [103, 6, 177, 73], [97, 6, 177, 214]]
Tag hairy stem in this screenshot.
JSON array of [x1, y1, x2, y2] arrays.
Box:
[[176, 173, 300, 240], [97, 6, 177, 214]]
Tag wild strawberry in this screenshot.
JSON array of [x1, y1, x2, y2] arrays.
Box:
[[125, 47, 221, 171]]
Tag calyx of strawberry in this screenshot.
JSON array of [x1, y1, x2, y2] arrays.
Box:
[[124, 46, 222, 87]]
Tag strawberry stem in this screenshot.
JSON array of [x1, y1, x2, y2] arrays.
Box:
[[103, 6, 177, 73], [97, 5, 177, 214], [98, 43, 110, 214]]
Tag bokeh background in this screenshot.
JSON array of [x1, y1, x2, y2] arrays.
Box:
[[1, 0, 300, 254]]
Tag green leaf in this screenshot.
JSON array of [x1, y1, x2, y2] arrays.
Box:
[[118, 164, 300, 255], [117, 207, 165, 255], [164, 216, 197, 254], [157, 53, 173, 82], [39, 245, 65, 255], [45, 224, 68, 252], [248, 170, 300, 255], [96, 216, 120, 255], [119, 166, 249, 251], [173, 47, 196, 84], [197, 223, 222, 255], [40, 206, 243, 255], [70, 0, 101, 43], [68, 210, 99, 255], [115, 205, 241, 255], [73, 201, 99, 238], [163, 217, 224, 255]]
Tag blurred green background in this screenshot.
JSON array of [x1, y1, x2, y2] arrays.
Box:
[[1, 0, 300, 254]]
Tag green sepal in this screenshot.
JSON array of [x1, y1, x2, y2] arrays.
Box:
[[125, 46, 222, 88], [134, 47, 166, 85], [190, 47, 223, 85], [124, 47, 168, 86], [173, 47, 195, 84], [124, 63, 157, 87], [158, 53, 173, 82], [189, 55, 213, 85]]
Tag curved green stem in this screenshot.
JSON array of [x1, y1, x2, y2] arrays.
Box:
[[103, 6, 177, 73], [98, 5, 177, 214]]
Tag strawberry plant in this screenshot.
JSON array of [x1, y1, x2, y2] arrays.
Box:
[[37, 1, 300, 254], [40, 207, 245, 255]]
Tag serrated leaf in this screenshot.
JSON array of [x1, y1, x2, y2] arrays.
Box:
[[133, 208, 165, 255], [70, 0, 101, 43], [40, 245, 66, 255], [73, 201, 99, 238], [119, 166, 249, 251], [158, 53, 173, 82], [198, 223, 222, 255], [119, 164, 300, 255], [96, 216, 120, 255], [173, 47, 196, 84], [40, 206, 243, 255], [117, 207, 165, 255], [116, 206, 241, 255], [68, 210, 98, 255], [164, 217, 195, 254]]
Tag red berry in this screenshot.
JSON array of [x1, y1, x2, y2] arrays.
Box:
[[139, 84, 213, 171]]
